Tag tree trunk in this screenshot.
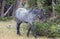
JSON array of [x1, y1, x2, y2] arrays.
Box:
[[15, 0, 23, 8], [50, 0, 57, 20], [12, 0, 20, 18], [12, 0, 17, 18], [1, 0, 5, 17], [12, 0, 24, 18], [52, 0, 56, 17]]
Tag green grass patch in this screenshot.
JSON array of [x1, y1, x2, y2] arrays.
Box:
[[0, 17, 12, 21]]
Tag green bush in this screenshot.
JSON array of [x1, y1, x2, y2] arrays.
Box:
[[0, 17, 12, 21], [55, 4, 60, 16], [44, 6, 52, 18], [34, 22, 52, 36], [6, 0, 15, 5], [34, 19, 60, 37]]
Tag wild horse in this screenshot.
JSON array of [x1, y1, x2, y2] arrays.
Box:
[[15, 8, 46, 38]]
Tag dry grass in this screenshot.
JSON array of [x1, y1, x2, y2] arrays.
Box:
[[0, 20, 60, 39]]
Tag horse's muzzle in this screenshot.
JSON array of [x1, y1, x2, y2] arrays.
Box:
[[40, 18, 47, 23]]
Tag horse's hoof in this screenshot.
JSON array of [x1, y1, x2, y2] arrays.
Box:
[[17, 34, 21, 36], [17, 33, 21, 36], [34, 36, 37, 39], [27, 35, 29, 37], [27, 34, 29, 37], [19, 34, 21, 36]]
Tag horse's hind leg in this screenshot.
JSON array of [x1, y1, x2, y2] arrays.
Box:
[[16, 22, 22, 35], [27, 26, 31, 37]]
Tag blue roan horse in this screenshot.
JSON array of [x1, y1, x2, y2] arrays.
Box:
[[15, 8, 46, 38]]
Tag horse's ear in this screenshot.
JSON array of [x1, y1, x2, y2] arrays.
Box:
[[41, 9, 45, 12], [41, 9, 43, 11]]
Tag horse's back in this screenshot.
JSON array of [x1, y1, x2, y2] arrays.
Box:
[[15, 8, 29, 21], [15, 8, 28, 16], [15, 8, 38, 23], [16, 8, 28, 13]]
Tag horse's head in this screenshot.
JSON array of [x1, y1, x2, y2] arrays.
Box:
[[32, 8, 47, 22], [38, 9, 47, 22], [29, 8, 47, 22]]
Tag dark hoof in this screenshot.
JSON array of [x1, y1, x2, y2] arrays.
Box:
[[27, 33, 29, 37], [35, 36, 37, 38], [17, 33, 21, 36], [34, 37, 37, 39], [34, 34, 37, 38], [34, 35, 37, 39]]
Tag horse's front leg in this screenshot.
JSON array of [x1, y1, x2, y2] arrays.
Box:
[[16, 22, 21, 35], [29, 23, 37, 38]]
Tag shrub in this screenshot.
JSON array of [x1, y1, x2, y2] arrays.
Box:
[[55, 4, 60, 16], [34, 19, 60, 37], [34, 22, 52, 36], [0, 17, 12, 21]]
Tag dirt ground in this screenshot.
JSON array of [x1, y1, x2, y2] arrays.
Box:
[[0, 20, 59, 39]]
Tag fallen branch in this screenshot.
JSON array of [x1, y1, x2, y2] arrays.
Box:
[[3, 4, 13, 17]]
